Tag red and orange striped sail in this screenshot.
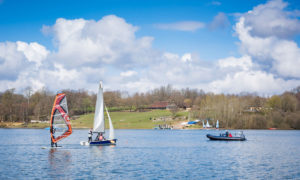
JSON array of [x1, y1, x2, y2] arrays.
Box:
[[50, 93, 72, 144]]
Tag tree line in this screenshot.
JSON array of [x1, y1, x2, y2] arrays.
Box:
[[1, 85, 300, 129]]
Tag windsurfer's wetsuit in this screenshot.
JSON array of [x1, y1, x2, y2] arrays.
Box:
[[50, 128, 57, 147]]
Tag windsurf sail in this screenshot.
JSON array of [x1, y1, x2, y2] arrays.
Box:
[[93, 82, 105, 133], [105, 106, 114, 140], [50, 93, 72, 144]]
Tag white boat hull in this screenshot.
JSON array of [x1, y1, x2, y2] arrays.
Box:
[[80, 141, 90, 146]]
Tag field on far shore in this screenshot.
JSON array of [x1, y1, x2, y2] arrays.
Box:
[[0, 110, 189, 129], [72, 110, 188, 129]]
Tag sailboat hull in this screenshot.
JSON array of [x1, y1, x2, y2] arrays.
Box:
[[80, 139, 117, 146]]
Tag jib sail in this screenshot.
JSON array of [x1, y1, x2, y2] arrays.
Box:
[[50, 93, 72, 144]]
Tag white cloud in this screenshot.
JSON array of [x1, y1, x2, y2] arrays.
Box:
[[181, 53, 192, 62], [155, 21, 205, 32], [16, 41, 49, 67], [50, 15, 154, 68], [1, 4, 300, 96], [0, 41, 48, 82], [236, 14, 300, 78], [218, 55, 253, 71], [243, 0, 300, 38], [120, 70, 137, 77], [0, 42, 25, 80], [209, 70, 300, 95]]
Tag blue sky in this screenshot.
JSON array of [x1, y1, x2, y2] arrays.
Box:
[[0, 0, 269, 59], [1, 0, 300, 95]]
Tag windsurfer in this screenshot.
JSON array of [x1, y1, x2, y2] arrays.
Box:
[[88, 129, 93, 142], [50, 128, 57, 147]]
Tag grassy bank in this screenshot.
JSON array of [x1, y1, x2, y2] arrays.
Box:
[[0, 122, 49, 129], [72, 110, 187, 129], [0, 110, 188, 129]]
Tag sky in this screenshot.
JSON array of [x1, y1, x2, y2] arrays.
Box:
[[1, 0, 300, 95]]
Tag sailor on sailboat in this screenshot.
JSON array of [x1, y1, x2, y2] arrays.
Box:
[[50, 93, 72, 147], [80, 81, 117, 146]]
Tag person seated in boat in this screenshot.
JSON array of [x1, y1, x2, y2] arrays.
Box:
[[88, 129, 93, 142], [225, 131, 229, 137], [228, 133, 233, 137], [98, 133, 105, 141]]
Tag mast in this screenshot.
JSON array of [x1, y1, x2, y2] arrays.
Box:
[[93, 81, 105, 133]]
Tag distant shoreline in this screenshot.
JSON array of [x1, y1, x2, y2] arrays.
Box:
[[0, 123, 296, 130]]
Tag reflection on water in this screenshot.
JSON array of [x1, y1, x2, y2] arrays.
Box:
[[48, 148, 72, 178], [90, 145, 116, 157]]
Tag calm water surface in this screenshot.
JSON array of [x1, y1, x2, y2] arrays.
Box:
[[0, 129, 299, 179]]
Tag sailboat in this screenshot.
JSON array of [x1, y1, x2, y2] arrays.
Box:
[[206, 120, 211, 128], [216, 120, 219, 129], [80, 81, 117, 146], [202, 120, 206, 128], [50, 93, 72, 147]]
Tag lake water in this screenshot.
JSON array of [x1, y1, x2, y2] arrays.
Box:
[[0, 129, 299, 179]]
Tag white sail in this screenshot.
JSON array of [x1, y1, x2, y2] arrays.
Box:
[[206, 120, 210, 128], [105, 106, 115, 140], [93, 82, 105, 133], [203, 121, 206, 128], [216, 120, 219, 129]]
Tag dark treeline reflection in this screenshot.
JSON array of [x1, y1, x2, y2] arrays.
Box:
[[1, 85, 300, 129]]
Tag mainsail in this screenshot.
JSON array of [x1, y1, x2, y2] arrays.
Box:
[[216, 120, 219, 129], [93, 82, 105, 133], [50, 93, 72, 143]]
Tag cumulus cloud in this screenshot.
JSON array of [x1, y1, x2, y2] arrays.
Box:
[[208, 70, 300, 95], [0, 41, 48, 82], [16, 41, 49, 67], [1, 3, 300, 96], [181, 53, 192, 62], [243, 0, 300, 38], [50, 15, 154, 68], [236, 13, 300, 78], [217, 55, 253, 71], [154, 21, 205, 32]]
